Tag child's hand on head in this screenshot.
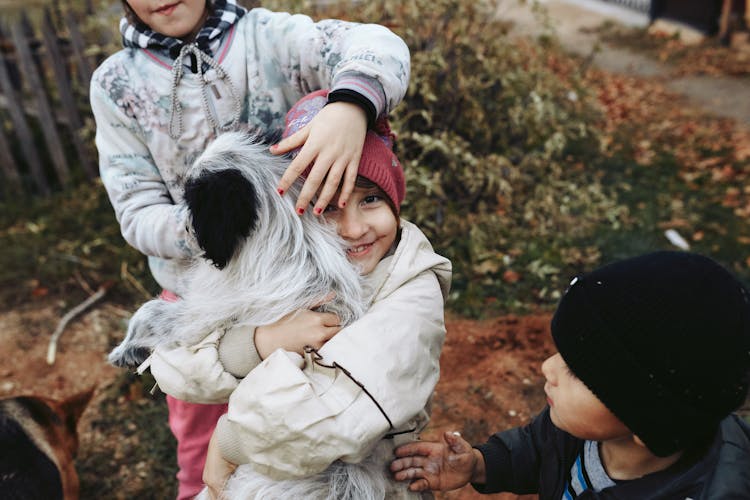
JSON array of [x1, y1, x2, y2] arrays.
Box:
[[254, 308, 342, 359], [391, 431, 485, 492], [273, 101, 367, 216]]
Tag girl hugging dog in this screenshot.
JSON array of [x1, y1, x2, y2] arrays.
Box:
[[104, 88, 451, 499]]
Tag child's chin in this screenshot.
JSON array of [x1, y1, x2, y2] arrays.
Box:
[[548, 408, 567, 432], [356, 262, 374, 275]]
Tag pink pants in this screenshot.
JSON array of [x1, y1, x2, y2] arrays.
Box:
[[160, 290, 228, 500], [167, 396, 228, 499]]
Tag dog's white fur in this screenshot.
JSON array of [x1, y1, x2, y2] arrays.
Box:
[[108, 133, 403, 499], [211, 439, 396, 500], [108, 132, 367, 366]]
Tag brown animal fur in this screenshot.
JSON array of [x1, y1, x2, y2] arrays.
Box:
[[0, 389, 94, 500]]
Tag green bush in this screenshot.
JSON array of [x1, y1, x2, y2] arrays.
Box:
[[269, 0, 628, 314]]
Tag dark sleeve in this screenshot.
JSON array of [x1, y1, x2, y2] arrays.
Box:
[[472, 407, 555, 494], [327, 89, 377, 128]]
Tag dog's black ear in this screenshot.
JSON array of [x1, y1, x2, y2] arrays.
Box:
[[184, 169, 258, 269]]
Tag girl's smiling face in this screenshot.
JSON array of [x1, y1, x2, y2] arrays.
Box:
[[125, 0, 208, 40], [324, 183, 398, 275]]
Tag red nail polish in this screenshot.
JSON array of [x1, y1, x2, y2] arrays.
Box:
[[314, 207, 322, 215], [277, 188, 284, 196], [340, 201, 346, 207], [297, 207, 305, 215]]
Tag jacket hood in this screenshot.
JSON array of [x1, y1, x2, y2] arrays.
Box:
[[367, 219, 451, 304]]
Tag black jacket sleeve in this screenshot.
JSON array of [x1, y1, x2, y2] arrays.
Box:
[[472, 407, 557, 494]]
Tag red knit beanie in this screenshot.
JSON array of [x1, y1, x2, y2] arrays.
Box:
[[282, 90, 405, 213]]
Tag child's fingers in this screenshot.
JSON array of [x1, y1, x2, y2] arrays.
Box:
[[276, 143, 315, 198], [318, 312, 341, 327], [394, 442, 434, 458], [321, 325, 343, 341], [303, 310, 341, 328], [408, 478, 431, 492], [271, 126, 308, 155], [444, 431, 470, 454], [312, 158, 348, 215], [296, 154, 335, 212], [311, 292, 337, 309], [306, 325, 343, 350], [393, 466, 426, 483], [336, 156, 360, 209], [391, 456, 428, 474]]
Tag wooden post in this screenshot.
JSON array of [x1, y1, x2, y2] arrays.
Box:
[[63, 9, 92, 93], [11, 15, 71, 186], [0, 122, 23, 198], [719, 0, 733, 42], [0, 24, 49, 195], [41, 8, 96, 179]]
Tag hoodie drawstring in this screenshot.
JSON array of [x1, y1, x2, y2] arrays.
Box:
[[169, 43, 242, 140]]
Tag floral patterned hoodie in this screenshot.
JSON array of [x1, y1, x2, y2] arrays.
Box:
[[90, 7, 410, 294]]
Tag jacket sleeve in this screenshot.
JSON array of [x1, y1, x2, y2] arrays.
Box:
[[89, 70, 200, 260], [473, 408, 556, 494], [148, 324, 263, 404], [214, 269, 446, 479], [249, 8, 410, 116]]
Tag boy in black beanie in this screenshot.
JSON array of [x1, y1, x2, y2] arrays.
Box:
[[391, 251, 750, 498]]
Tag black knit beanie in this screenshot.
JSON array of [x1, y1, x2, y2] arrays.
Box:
[[551, 251, 750, 457]]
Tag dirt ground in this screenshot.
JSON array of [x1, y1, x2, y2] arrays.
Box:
[[0, 297, 553, 499]]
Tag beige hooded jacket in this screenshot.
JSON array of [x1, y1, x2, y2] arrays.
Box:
[[148, 219, 451, 479]]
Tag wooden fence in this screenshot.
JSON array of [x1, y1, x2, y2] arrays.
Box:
[[0, 3, 102, 200]]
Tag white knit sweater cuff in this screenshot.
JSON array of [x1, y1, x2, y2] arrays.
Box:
[[218, 324, 261, 378], [215, 414, 249, 465]]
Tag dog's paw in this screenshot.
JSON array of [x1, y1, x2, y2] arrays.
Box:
[[108, 344, 151, 368], [108, 299, 177, 368]]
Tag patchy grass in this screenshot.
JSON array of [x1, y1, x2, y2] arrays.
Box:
[[77, 372, 177, 499], [0, 180, 158, 311]]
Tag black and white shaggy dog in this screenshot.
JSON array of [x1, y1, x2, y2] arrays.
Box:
[[108, 132, 367, 368], [107, 132, 399, 499]]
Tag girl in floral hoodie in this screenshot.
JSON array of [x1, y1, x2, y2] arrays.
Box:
[[90, 2, 409, 497]]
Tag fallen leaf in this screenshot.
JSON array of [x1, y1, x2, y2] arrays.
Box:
[[503, 270, 521, 283]]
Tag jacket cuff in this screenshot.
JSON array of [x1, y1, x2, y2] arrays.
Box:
[[180, 203, 204, 257], [217, 324, 261, 378], [331, 73, 386, 118], [215, 414, 249, 465], [327, 89, 375, 128]]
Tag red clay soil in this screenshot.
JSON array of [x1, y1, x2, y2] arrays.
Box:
[[430, 313, 554, 500], [0, 299, 554, 499]]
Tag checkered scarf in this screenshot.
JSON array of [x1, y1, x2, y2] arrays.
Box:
[[120, 0, 246, 56]]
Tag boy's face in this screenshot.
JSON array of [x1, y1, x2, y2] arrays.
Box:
[[126, 0, 208, 39], [541, 353, 631, 441], [323, 186, 398, 275]]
